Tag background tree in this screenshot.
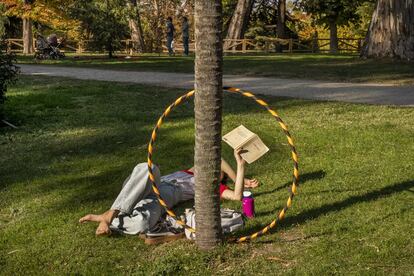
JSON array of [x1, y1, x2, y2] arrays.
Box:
[[224, 0, 254, 49], [127, 0, 145, 52], [69, 0, 129, 58], [361, 0, 414, 60], [194, 0, 223, 250], [22, 0, 34, 54], [276, 0, 286, 52], [296, 0, 365, 53], [5, 0, 79, 41]]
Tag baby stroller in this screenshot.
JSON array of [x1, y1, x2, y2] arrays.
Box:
[[35, 34, 65, 60]]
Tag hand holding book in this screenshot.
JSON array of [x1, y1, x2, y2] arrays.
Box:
[[234, 147, 247, 165], [223, 125, 269, 164]]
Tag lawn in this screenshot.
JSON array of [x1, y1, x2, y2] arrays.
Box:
[[1, 76, 413, 274], [17, 53, 414, 85]]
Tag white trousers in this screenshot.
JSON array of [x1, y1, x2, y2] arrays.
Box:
[[110, 163, 184, 235]]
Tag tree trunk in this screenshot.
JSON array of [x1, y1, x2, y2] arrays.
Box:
[[224, 0, 254, 49], [22, 17, 33, 54], [329, 18, 338, 54], [361, 0, 414, 60], [194, 0, 223, 250], [127, 0, 145, 53], [276, 0, 286, 53]]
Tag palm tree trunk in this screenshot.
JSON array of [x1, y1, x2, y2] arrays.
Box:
[[361, 0, 414, 60], [194, 0, 223, 250]]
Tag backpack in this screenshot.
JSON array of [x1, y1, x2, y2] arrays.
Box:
[[184, 208, 244, 240]]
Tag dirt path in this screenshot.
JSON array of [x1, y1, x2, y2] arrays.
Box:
[[20, 64, 414, 106]]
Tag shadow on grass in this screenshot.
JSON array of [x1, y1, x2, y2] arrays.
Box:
[[254, 170, 326, 198], [244, 179, 414, 242]]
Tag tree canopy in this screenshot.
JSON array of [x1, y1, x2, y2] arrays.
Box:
[[4, 0, 79, 38], [1, 0, 413, 58], [296, 0, 366, 27], [68, 0, 129, 58], [0, 3, 9, 38]]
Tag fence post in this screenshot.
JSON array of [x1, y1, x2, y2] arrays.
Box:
[[77, 41, 83, 54], [242, 39, 246, 53], [125, 40, 129, 55], [7, 40, 12, 53], [265, 40, 269, 53], [312, 32, 318, 53], [130, 40, 135, 55]]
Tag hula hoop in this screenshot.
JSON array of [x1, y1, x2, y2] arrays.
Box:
[[147, 87, 299, 243]]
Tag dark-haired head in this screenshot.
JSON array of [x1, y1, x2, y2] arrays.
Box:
[[167, 17, 172, 21]]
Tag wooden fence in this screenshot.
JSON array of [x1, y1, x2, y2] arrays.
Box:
[[5, 37, 364, 55]]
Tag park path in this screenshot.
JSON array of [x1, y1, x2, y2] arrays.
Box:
[[20, 64, 414, 106]]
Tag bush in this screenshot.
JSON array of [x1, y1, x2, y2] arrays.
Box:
[[0, 42, 19, 121]]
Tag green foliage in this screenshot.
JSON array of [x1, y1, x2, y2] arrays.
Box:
[[0, 3, 8, 38], [295, 0, 371, 27], [68, 0, 129, 58], [223, 0, 239, 29], [0, 42, 19, 121], [354, 1, 376, 36], [247, 1, 279, 38]]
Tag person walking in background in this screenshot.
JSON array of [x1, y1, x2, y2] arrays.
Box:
[[182, 17, 190, 56], [166, 17, 175, 56]]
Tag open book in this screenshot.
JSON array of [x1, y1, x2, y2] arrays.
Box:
[[222, 125, 269, 164]]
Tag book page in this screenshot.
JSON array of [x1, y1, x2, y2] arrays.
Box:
[[222, 125, 256, 149], [239, 135, 269, 164]]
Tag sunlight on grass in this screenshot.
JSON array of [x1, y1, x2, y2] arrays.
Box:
[[1, 76, 413, 274]]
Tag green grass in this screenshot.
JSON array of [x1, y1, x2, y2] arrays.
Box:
[[18, 53, 414, 85], [1, 76, 414, 274]]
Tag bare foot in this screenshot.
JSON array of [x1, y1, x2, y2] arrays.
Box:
[[79, 214, 102, 223], [96, 221, 112, 236], [79, 210, 119, 236]]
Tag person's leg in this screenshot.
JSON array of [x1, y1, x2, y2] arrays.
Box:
[[111, 163, 160, 214], [167, 36, 173, 56], [110, 182, 182, 235], [79, 163, 161, 235], [110, 197, 163, 235], [183, 37, 189, 56]]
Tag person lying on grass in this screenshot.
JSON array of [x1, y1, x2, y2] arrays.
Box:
[[79, 148, 259, 236]]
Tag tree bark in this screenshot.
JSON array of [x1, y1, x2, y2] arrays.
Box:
[[361, 0, 414, 60], [194, 0, 223, 250], [127, 0, 145, 53], [224, 0, 254, 49], [329, 18, 338, 54], [276, 0, 286, 53], [22, 17, 33, 54]]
